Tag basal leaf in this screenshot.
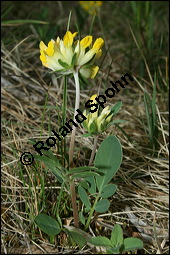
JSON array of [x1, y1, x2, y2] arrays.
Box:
[[64, 226, 91, 249], [89, 236, 112, 247], [123, 237, 143, 252], [111, 224, 123, 247], [34, 214, 61, 236]]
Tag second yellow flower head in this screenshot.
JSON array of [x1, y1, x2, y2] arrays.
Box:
[[82, 94, 113, 135]]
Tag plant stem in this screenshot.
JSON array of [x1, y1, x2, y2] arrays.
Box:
[[70, 182, 79, 228], [84, 194, 100, 231], [62, 76, 67, 168], [69, 70, 80, 228], [69, 71, 80, 167], [89, 135, 99, 166]]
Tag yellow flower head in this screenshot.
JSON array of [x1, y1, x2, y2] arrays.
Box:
[[39, 31, 104, 79], [82, 94, 113, 135], [79, 1, 103, 15]]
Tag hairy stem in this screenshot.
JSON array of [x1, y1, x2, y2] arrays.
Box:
[[69, 71, 80, 167], [69, 70, 80, 228], [70, 182, 79, 228], [89, 135, 99, 166]]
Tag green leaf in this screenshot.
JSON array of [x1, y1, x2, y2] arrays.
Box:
[[71, 171, 100, 179], [33, 154, 64, 183], [58, 59, 70, 69], [79, 211, 86, 225], [110, 101, 122, 117], [64, 226, 90, 249], [100, 184, 117, 198], [68, 166, 98, 175], [95, 199, 110, 213], [94, 136, 122, 193], [89, 121, 97, 134], [111, 224, 123, 247], [89, 236, 112, 247], [79, 180, 90, 190], [34, 214, 61, 236], [78, 186, 91, 209], [123, 237, 143, 252], [85, 176, 96, 194], [107, 246, 122, 254]]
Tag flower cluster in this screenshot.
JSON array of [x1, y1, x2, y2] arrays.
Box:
[[82, 94, 114, 135], [79, 1, 103, 15], [39, 31, 104, 79]]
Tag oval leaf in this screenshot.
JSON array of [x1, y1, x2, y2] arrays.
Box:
[[111, 224, 123, 247], [89, 236, 112, 247], [95, 199, 110, 213], [123, 237, 143, 252], [64, 225, 90, 249], [94, 136, 122, 193], [100, 184, 117, 198], [34, 214, 61, 236]]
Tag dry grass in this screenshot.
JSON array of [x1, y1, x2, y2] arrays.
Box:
[[1, 1, 169, 254]]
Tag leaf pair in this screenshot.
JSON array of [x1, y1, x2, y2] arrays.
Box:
[[89, 224, 143, 254]]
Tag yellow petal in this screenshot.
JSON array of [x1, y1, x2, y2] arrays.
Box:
[[91, 66, 99, 78], [73, 32, 78, 37], [39, 41, 47, 51], [80, 35, 92, 48], [46, 40, 55, 56], [40, 51, 47, 63], [63, 31, 78, 47], [92, 38, 104, 51], [90, 94, 98, 102]]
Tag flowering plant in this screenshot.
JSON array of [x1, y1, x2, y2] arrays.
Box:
[[34, 22, 143, 253]]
